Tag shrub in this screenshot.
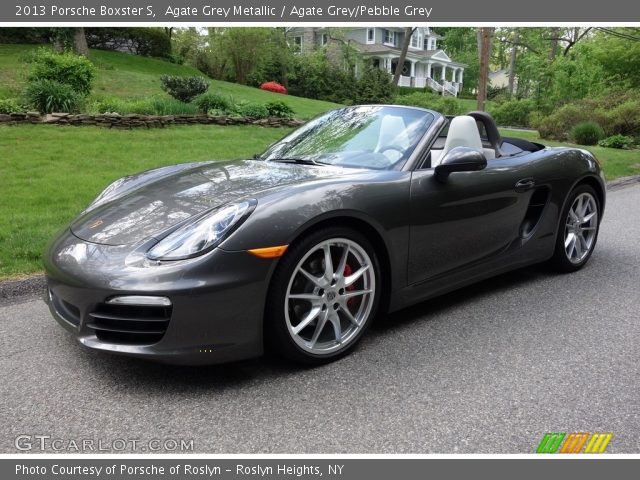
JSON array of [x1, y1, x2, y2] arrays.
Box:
[[532, 104, 586, 140], [24, 79, 81, 113], [260, 81, 287, 94], [85, 28, 171, 58], [265, 100, 294, 118], [394, 92, 463, 115], [0, 98, 22, 114], [193, 92, 232, 114], [160, 75, 209, 103], [287, 53, 355, 103], [27, 48, 95, 95], [598, 134, 634, 149], [488, 99, 536, 127], [235, 102, 269, 119], [354, 67, 395, 104], [570, 122, 604, 146]]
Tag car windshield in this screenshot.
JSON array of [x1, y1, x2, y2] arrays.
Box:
[[261, 106, 435, 170]]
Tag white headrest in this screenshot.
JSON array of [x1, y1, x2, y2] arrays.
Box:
[[443, 115, 483, 155]]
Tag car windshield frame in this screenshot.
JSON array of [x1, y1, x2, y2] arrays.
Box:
[[260, 106, 436, 170]]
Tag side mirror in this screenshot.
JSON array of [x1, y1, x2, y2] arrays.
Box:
[[434, 147, 487, 182]]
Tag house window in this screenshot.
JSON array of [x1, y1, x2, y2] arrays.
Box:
[[292, 36, 302, 52], [410, 33, 422, 49], [383, 29, 395, 46], [367, 28, 375, 44], [320, 33, 328, 46], [431, 39, 437, 50]]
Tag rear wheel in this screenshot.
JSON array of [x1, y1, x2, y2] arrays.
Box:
[[551, 184, 601, 272], [266, 227, 381, 365]]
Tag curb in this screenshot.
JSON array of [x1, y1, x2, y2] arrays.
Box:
[[1, 175, 639, 304], [0, 275, 46, 306]]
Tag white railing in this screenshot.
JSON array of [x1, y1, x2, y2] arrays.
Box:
[[426, 77, 443, 92], [443, 81, 458, 96], [398, 75, 411, 87]]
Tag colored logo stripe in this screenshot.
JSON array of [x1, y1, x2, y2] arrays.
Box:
[[537, 433, 566, 453], [537, 432, 612, 453], [584, 433, 613, 453]]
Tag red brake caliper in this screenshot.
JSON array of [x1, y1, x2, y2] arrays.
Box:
[[343, 264, 356, 308]]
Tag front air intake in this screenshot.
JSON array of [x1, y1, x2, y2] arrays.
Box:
[[86, 303, 172, 345]]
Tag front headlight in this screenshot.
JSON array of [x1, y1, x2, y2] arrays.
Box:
[[146, 200, 255, 261]]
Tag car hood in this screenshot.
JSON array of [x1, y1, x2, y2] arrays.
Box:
[[71, 159, 355, 246]]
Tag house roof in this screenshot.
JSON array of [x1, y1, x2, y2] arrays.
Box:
[[354, 42, 466, 67]]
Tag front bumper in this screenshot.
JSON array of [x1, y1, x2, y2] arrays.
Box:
[[44, 230, 274, 365]]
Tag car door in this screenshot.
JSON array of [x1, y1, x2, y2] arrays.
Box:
[[408, 154, 537, 285]]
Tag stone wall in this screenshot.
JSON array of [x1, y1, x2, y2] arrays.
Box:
[[0, 112, 305, 128]]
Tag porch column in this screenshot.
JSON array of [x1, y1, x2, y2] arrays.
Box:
[[441, 65, 446, 81], [426, 62, 432, 79], [386, 58, 392, 73], [459, 69, 464, 84], [410, 60, 416, 77]]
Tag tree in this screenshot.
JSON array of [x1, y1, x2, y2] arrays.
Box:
[[73, 28, 88, 56], [477, 27, 493, 111], [393, 27, 416, 85], [508, 31, 519, 97]]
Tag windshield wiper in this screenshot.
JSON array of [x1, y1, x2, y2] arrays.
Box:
[[269, 158, 331, 166]]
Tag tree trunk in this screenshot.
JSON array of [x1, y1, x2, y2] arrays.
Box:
[[477, 27, 493, 111], [548, 27, 559, 61], [73, 28, 89, 56], [508, 31, 518, 97], [392, 27, 416, 86]]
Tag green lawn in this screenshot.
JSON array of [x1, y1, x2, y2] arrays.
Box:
[[0, 124, 291, 279], [0, 44, 339, 119], [501, 128, 640, 180], [0, 121, 637, 281]]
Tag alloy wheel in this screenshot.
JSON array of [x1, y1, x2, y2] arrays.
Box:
[[564, 192, 598, 264], [284, 238, 376, 354]]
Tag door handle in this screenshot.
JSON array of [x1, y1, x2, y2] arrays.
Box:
[[514, 178, 535, 192]]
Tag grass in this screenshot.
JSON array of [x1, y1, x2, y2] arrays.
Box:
[[0, 44, 339, 119], [1, 124, 637, 280], [0, 124, 291, 279], [500, 128, 640, 180]]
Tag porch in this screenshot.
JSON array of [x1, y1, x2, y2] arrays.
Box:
[[368, 55, 465, 97]]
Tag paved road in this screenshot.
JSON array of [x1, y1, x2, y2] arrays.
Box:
[[1, 185, 638, 454]]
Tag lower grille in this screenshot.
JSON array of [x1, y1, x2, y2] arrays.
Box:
[[87, 303, 171, 345]]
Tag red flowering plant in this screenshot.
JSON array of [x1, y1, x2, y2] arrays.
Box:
[[260, 81, 287, 94]]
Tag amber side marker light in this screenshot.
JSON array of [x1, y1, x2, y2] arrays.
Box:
[[247, 245, 288, 259]]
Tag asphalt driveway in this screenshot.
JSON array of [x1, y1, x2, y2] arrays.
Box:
[[1, 184, 638, 453]]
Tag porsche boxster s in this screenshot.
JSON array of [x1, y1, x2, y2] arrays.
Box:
[[44, 106, 605, 365]]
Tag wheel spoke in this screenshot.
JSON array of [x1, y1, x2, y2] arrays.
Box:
[[328, 314, 342, 344], [581, 226, 596, 231], [323, 244, 334, 282], [344, 289, 372, 298], [582, 211, 596, 224], [336, 244, 350, 279], [574, 234, 583, 257], [309, 310, 328, 347], [576, 196, 585, 217], [565, 232, 576, 249], [568, 209, 579, 223], [339, 305, 359, 327], [345, 264, 370, 287], [288, 293, 322, 302], [292, 306, 322, 335], [578, 233, 588, 256], [299, 268, 324, 287]]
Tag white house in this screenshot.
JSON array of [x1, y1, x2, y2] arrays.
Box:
[[286, 27, 466, 96]]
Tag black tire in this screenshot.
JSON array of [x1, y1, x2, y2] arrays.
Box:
[[265, 226, 382, 365], [550, 184, 601, 272]]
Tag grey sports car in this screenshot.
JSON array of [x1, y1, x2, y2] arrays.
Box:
[[44, 105, 605, 365]]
